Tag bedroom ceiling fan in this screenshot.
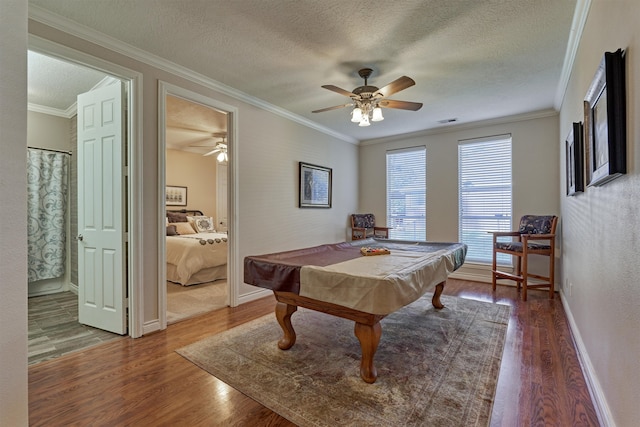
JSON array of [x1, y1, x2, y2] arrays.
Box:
[[312, 68, 423, 127], [189, 132, 228, 162]]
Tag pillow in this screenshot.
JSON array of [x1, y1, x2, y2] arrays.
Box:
[[172, 222, 196, 235], [193, 216, 215, 233], [166, 224, 178, 236], [167, 211, 188, 223]]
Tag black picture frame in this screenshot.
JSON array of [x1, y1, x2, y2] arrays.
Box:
[[299, 162, 332, 208], [566, 122, 584, 196], [166, 185, 187, 206], [584, 49, 626, 187]]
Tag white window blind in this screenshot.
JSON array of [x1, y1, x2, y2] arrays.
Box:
[[458, 136, 512, 264], [386, 146, 426, 241]]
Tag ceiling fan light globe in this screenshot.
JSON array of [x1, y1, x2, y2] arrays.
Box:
[[351, 107, 363, 122], [358, 115, 370, 127], [217, 152, 226, 162], [371, 107, 384, 122]]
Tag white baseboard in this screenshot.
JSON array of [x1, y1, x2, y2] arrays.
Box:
[[142, 320, 162, 335], [238, 288, 272, 305], [450, 262, 492, 283], [559, 290, 615, 427]]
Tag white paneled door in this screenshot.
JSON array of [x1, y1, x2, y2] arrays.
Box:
[[77, 82, 127, 335]]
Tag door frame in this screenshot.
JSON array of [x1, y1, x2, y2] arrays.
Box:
[[29, 35, 145, 338], [157, 81, 239, 329]]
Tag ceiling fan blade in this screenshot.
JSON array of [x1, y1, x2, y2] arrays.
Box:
[[321, 85, 357, 97], [312, 103, 353, 113], [189, 137, 217, 147], [374, 76, 415, 98], [203, 148, 222, 157], [379, 99, 423, 111]]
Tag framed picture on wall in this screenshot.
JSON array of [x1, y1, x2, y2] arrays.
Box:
[[583, 48, 626, 187], [299, 162, 332, 208], [566, 122, 584, 196], [166, 185, 187, 206]]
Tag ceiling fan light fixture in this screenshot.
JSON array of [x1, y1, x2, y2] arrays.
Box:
[[313, 68, 422, 127], [371, 107, 384, 122], [216, 151, 227, 162], [351, 107, 363, 122]]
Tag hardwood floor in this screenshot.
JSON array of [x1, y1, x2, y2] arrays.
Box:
[[28, 279, 600, 426]]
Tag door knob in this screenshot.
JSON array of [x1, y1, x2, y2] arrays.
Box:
[[76, 234, 83, 241]]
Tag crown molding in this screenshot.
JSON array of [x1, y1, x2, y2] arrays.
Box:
[[360, 109, 558, 146], [554, 0, 592, 109], [28, 102, 74, 118], [27, 76, 119, 118], [28, 5, 357, 145]]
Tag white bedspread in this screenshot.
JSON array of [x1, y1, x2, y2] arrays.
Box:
[[299, 248, 457, 315], [166, 232, 228, 285]]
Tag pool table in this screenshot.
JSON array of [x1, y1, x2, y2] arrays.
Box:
[[244, 238, 467, 383]]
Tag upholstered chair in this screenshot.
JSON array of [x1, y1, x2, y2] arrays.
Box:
[[350, 213, 390, 240], [491, 215, 558, 301]]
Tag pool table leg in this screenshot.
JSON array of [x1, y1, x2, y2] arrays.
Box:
[[275, 301, 297, 350], [431, 281, 445, 309], [354, 321, 382, 383]]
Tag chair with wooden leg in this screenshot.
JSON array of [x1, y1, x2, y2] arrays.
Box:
[[350, 213, 390, 240], [491, 215, 558, 301]]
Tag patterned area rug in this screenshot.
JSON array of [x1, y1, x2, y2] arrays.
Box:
[[177, 294, 510, 427]]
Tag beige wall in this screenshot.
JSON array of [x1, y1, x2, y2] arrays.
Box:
[[165, 149, 218, 219], [27, 110, 70, 150], [0, 0, 28, 424], [359, 113, 560, 280], [559, 1, 640, 425]]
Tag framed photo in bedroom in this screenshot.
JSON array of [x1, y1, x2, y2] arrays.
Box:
[[166, 185, 187, 206], [583, 48, 626, 187], [299, 162, 332, 208], [565, 122, 584, 196]]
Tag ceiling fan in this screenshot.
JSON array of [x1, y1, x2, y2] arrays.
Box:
[[189, 132, 228, 162], [312, 68, 423, 126]]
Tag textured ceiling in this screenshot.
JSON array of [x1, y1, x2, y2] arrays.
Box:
[[165, 95, 228, 153], [28, 51, 108, 112], [28, 0, 578, 142]]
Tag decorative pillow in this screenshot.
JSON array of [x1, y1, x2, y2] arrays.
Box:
[[172, 222, 196, 235], [167, 211, 188, 223], [193, 216, 215, 233], [166, 225, 178, 236]]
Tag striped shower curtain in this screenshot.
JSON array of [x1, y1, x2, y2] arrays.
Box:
[[27, 148, 69, 282]]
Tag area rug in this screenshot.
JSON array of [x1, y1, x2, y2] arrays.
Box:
[[176, 294, 510, 426]]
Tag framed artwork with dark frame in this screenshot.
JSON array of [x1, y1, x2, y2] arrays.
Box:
[[299, 162, 332, 208], [583, 48, 626, 187], [166, 185, 187, 206], [566, 122, 584, 196]]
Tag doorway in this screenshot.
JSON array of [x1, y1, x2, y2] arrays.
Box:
[[28, 36, 143, 349], [158, 82, 238, 328], [164, 94, 229, 323]]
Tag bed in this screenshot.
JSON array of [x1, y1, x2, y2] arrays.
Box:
[[244, 238, 467, 383], [166, 210, 228, 286]]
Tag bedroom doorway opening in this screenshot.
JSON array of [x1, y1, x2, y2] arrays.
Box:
[[160, 87, 233, 325], [26, 44, 142, 363]]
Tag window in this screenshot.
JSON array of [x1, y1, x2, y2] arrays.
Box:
[[458, 135, 512, 264], [386, 147, 426, 241]]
